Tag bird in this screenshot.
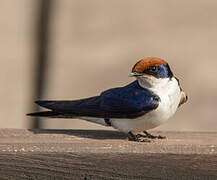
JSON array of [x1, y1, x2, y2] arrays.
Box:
[[27, 57, 187, 142]]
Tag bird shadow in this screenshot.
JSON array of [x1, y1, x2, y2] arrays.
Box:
[[28, 129, 127, 140]]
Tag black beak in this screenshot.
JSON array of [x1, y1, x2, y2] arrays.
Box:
[[129, 72, 143, 77]]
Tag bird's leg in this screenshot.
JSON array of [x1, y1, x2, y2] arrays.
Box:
[[127, 132, 151, 142], [143, 131, 166, 139]]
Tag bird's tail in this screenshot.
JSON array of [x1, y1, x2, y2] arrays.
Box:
[[27, 100, 80, 118], [27, 111, 77, 118], [27, 98, 100, 118]]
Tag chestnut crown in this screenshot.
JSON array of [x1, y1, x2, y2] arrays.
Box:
[[132, 57, 173, 78]]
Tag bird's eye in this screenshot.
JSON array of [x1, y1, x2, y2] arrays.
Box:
[[148, 66, 158, 72]]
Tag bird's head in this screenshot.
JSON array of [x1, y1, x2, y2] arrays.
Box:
[[130, 57, 174, 87]]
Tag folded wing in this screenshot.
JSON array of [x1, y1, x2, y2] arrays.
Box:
[[28, 81, 160, 119]]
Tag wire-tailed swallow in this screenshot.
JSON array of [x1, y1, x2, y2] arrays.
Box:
[[28, 57, 187, 142]]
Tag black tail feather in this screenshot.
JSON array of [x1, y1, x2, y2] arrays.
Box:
[[27, 111, 61, 117], [35, 100, 59, 110], [27, 111, 77, 118]]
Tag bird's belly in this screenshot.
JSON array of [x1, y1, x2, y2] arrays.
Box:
[[111, 111, 167, 133]]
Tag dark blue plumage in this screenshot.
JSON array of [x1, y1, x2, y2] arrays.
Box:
[[28, 80, 160, 119], [100, 81, 159, 115]]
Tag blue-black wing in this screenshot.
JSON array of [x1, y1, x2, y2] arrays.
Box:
[[100, 81, 160, 118], [28, 81, 160, 119]]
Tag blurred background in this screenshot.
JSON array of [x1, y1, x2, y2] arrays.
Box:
[[0, 0, 216, 131]]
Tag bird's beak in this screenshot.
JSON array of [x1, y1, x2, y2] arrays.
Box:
[[129, 72, 142, 77]]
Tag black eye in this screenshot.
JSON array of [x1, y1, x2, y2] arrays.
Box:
[[148, 66, 158, 72]]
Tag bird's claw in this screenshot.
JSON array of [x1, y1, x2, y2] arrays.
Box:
[[143, 131, 166, 139], [127, 132, 151, 142]]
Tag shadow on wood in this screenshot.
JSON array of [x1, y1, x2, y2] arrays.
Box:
[[29, 129, 127, 140]]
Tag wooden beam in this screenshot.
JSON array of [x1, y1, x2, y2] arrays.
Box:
[[0, 129, 216, 179]]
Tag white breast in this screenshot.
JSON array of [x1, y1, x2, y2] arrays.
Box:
[[148, 77, 181, 126], [111, 77, 182, 133]]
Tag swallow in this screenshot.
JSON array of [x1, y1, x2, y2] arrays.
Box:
[[27, 57, 187, 142]]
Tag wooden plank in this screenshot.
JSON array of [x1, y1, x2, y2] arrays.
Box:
[[0, 129, 216, 179]]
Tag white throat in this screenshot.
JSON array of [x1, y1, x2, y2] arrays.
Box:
[[137, 76, 171, 93]]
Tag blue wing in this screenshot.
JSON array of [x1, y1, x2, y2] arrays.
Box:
[[100, 81, 160, 118], [31, 81, 160, 119]]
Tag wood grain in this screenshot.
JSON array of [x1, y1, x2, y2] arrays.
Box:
[[0, 129, 216, 180]]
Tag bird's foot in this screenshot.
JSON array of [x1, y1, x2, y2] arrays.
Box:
[[143, 131, 166, 139], [127, 132, 151, 142]]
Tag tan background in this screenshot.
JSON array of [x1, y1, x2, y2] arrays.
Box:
[[0, 0, 217, 131]]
